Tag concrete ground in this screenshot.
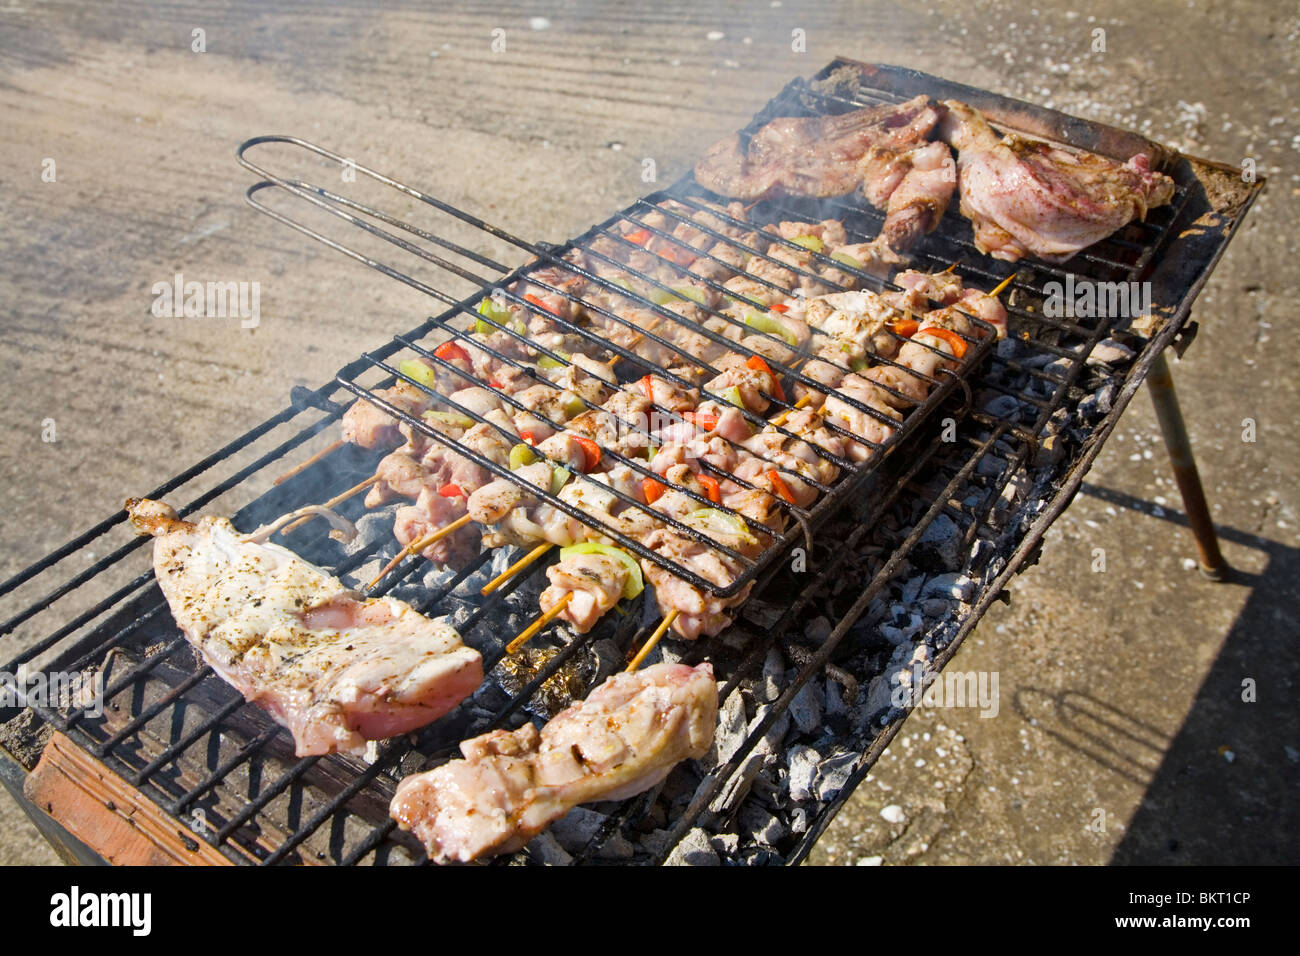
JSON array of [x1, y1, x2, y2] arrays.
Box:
[[1, 0, 1295, 865]]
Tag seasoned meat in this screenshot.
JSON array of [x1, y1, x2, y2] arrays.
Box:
[[937, 100, 1175, 263], [694, 95, 941, 200], [126, 498, 482, 756], [391, 662, 717, 863]]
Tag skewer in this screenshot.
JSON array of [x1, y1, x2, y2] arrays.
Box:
[[247, 505, 358, 544], [481, 542, 554, 596], [365, 514, 474, 590], [281, 474, 381, 535], [942, 263, 959, 274], [272, 440, 344, 486], [506, 592, 574, 654], [770, 394, 813, 427], [626, 610, 679, 671], [987, 274, 1015, 298]]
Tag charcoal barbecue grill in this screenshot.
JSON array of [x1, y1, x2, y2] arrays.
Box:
[[0, 60, 1260, 866]]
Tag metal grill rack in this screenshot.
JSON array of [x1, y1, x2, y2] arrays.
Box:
[[0, 59, 1260, 866]]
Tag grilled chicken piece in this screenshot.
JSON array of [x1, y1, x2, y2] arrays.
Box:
[[639, 527, 755, 640], [539, 551, 631, 634], [340, 381, 432, 449], [126, 498, 482, 756], [937, 100, 1175, 263], [861, 140, 957, 251], [391, 662, 717, 863], [394, 487, 481, 566], [694, 95, 941, 200]]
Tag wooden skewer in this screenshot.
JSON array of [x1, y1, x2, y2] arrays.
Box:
[[273, 440, 344, 486], [280, 475, 381, 535], [481, 542, 554, 596], [506, 592, 574, 655], [366, 513, 474, 590], [987, 274, 1015, 298], [626, 610, 679, 672], [770, 394, 813, 428], [942, 262, 959, 274]]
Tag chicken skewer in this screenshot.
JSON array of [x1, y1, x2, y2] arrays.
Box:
[[362, 308, 817, 592], [541, 272, 1011, 648], [372, 258, 1004, 648]]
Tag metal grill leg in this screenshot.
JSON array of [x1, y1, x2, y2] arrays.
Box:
[[1147, 349, 1228, 580]]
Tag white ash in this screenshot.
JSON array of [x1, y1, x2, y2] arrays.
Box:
[[815, 751, 860, 801], [1087, 338, 1135, 366], [703, 688, 749, 771], [789, 679, 824, 734], [705, 702, 790, 816], [921, 572, 975, 603], [709, 832, 740, 858], [880, 605, 923, 645], [787, 744, 819, 802], [825, 675, 849, 716], [760, 648, 784, 703]]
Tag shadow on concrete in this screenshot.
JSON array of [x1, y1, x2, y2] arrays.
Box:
[[1014, 688, 1169, 789], [1070, 482, 1300, 864]]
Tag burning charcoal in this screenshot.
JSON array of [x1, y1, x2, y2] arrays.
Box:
[[787, 744, 821, 802], [995, 337, 1024, 361], [921, 598, 952, 618], [914, 514, 963, 570], [739, 801, 787, 847], [549, 807, 635, 860], [814, 751, 859, 801], [525, 830, 573, 866], [739, 846, 783, 865], [705, 702, 790, 814], [708, 689, 750, 768], [664, 828, 720, 866], [981, 393, 1022, 421], [1043, 357, 1075, 380], [804, 615, 832, 643], [492, 645, 595, 719], [789, 679, 824, 735]]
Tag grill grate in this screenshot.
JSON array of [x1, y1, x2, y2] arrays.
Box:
[[0, 60, 1259, 866]]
